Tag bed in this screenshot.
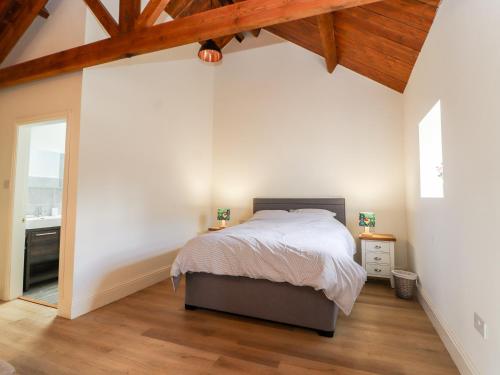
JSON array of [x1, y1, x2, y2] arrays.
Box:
[[171, 198, 367, 337]]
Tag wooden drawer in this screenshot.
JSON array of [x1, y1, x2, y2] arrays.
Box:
[[366, 263, 391, 277], [365, 241, 391, 253], [28, 228, 60, 246], [27, 228, 60, 264], [24, 227, 60, 291], [29, 246, 59, 264], [365, 251, 390, 264]]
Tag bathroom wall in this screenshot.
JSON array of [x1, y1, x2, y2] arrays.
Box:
[[26, 122, 66, 217], [27, 176, 63, 217]]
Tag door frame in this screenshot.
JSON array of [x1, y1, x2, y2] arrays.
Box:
[[4, 111, 79, 318]]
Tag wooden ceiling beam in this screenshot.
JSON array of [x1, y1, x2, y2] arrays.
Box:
[[166, 0, 233, 50], [136, 0, 171, 29], [362, 0, 437, 32], [83, 0, 120, 37], [0, 0, 48, 64], [214, 35, 234, 49], [317, 12, 337, 73], [119, 0, 141, 33], [251, 28, 261, 37], [165, 0, 195, 18], [38, 7, 50, 19], [232, 0, 261, 39], [166, 0, 243, 48], [416, 0, 441, 5], [266, 17, 323, 56], [0, 0, 383, 88], [217, 0, 244, 46], [0, 2, 12, 20], [234, 33, 244, 42]]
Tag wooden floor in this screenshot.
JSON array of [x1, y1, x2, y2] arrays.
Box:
[[0, 279, 459, 375]]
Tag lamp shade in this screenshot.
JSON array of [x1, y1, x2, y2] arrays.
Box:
[[198, 40, 222, 63], [359, 212, 376, 227], [217, 208, 231, 221]]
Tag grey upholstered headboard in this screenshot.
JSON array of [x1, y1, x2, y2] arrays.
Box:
[[253, 198, 346, 225]]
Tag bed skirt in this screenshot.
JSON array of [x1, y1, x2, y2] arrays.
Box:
[[185, 272, 340, 337]]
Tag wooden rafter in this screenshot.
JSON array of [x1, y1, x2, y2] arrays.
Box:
[[232, 0, 261, 41], [0, 0, 48, 64], [164, 0, 239, 49], [0, 2, 12, 21], [179, 0, 212, 18], [136, 0, 171, 29], [165, 0, 195, 18], [83, 0, 120, 37], [0, 0, 383, 88], [262, 0, 440, 93], [119, 0, 141, 33], [231, 0, 261, 38], [214, 35, 234, 49], [251, 28, 261, 37], [38, 7, 50, 19], [217, 0, 245, 46], [317, 12, 337, 73]]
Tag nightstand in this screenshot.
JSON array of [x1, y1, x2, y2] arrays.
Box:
[[208, 226, 224, 231], [360, 233, 396, 288]]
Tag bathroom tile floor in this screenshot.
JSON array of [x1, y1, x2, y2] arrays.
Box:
[[22, 280, 58, 306]]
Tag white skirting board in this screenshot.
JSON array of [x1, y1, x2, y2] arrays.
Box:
[[69, 265, 171, 319], [417, 287, 479, 375]]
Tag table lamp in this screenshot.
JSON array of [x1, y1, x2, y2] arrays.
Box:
[[359, 212, 376, 234], [217, 208, 230, 228]]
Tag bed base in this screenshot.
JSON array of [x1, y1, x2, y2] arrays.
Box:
[[185, 272, 339, 337]]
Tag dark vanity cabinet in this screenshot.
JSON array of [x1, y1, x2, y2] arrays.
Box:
[[24, 227, 60, 291]]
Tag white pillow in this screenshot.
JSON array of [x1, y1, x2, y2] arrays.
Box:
[[290, 208, 336, 217], [252, 210, 290, 219]]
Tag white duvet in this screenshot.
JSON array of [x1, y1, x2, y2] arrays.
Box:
[[171, 212, 367, 314]]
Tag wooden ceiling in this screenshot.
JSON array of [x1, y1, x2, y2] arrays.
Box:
[[0, 0, 49, 63], [0, 0, 440, 92], [165, 0, 440, 92]]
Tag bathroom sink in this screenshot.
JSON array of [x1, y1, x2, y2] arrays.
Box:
[[25, 215, 62, 230]]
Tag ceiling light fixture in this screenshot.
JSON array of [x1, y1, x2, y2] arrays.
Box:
[[198, 40, 222, 63]]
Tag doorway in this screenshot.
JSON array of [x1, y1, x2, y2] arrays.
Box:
[[9, 119, 67, 308]]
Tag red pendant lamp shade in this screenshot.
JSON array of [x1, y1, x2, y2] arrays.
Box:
[[198, 40, 222, 63]]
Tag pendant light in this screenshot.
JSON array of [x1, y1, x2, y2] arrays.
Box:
[[197, 3, 222, 63], [198, 39, 222, 63]]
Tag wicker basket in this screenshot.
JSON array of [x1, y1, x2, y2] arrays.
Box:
[[392, 270, 418, 299]]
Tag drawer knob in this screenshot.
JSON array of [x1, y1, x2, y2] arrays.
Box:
[[374, 257, 382, 261], [374, 268, 382, 272], [375, 245, 382, 249]]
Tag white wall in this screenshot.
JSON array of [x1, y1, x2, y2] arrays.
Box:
[[403, 1, 500, 374], [0, 74, 83, 304], [72, 53, 214, 317], [212, 42, 408, 266], [0, 1, 85, 306], [8, 11, 499, 375], [1, 0, 86, 68]]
